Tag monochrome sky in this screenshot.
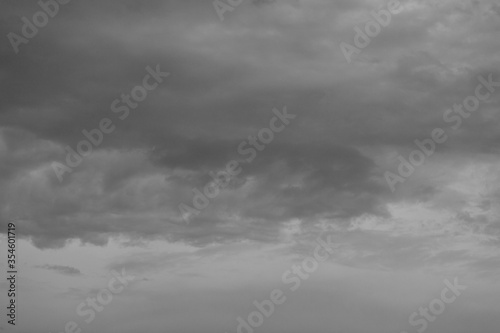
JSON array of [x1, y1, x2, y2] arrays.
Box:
[[1, 0, 500, 332]]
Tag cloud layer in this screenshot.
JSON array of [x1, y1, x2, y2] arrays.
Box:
[[0, 0, 499, 279]]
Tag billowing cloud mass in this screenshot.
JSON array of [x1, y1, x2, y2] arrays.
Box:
[[0, 0, 499, 333]]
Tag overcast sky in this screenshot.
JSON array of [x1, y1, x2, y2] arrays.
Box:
[[1, 0, 500, 332]]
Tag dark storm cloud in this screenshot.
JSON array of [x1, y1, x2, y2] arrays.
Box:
[[0, 0, 499, 250]]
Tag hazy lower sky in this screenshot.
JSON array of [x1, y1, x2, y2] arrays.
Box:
[[1, 0, 500, 333]]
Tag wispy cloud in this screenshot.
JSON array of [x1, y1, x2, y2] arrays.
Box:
[[36, 264, 83, 276]]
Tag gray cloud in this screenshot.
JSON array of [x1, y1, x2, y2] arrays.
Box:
[[0, 0, 498, 258], [36, 264, 82, 276], [1, 2, 500, 333]]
